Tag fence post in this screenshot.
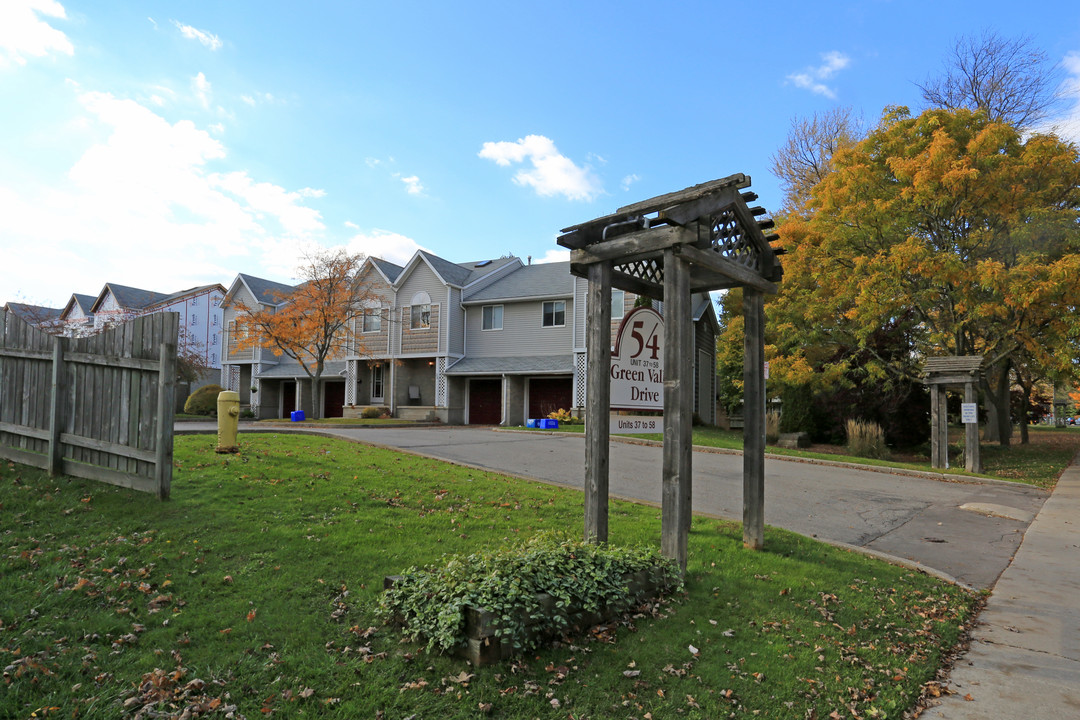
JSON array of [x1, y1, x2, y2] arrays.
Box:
[[154, 314, 178, 500], [48, 335, 67, 476]]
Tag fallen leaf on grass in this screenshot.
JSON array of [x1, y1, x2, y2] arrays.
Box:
[[246, 608, 257, 622]]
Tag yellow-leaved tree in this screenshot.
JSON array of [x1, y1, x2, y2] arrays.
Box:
[[767, 106, 1080, 445], [234, 248, 377, 419]]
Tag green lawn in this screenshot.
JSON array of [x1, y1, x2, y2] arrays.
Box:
[[2, 434, 979, 719], [530, 424, 1078, 488]]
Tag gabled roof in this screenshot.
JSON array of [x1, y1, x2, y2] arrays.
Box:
[[5, 302, 62, 323], [225, 273, 296, 307], [90, 283, 170, 314], [463, 261, 574, 303], [692, 293, 720, 333], [59, 293, 97, 321], [150, 283, 227, 309], [369, 258, 405, 284], [395, 250, 517, 290]]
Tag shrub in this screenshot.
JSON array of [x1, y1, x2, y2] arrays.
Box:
[[765, 411, 781, 443], [547, 408, 572, 422], [361, 406, 384, 419], [378, 533, 683, 654], [183, 384, 225, 416], [846, 418, 891, 460]]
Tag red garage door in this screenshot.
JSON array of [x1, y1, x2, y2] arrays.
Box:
[[469, 379, 502, 425], [528, 377, 572, 420], [323, 381, 345, 418]]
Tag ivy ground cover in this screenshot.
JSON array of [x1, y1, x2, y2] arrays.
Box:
[[2, 434, 978, 719]]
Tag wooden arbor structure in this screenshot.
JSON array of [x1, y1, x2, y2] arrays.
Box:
[[557, 174, 783, 569], [922, 356, 983, 473]]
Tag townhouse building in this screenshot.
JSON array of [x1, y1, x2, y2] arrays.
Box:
[[221, 250, 718, 425]]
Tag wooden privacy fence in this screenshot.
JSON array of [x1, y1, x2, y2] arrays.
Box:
[[0, 310, 178, 498]]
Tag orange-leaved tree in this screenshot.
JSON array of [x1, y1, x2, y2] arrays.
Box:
[[765, 106, 1080, 445], [234, 248, 377, 419]]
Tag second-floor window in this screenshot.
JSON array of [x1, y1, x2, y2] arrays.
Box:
[[411, 304, 431, 329], [542, 300, 565, 328], [482, 304, 503, 331], [410, 292, 431, 329], [612, 289, 625, 320], [362, 307, 381, 333]]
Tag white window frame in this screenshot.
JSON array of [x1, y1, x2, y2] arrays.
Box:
[[482, 304, 503, 331], [371, 364, 384, 402], [611, 289, 625, 320], [362, 306, 382, 333], [542, 300, 566, 328], [410, 291, 432, 330]]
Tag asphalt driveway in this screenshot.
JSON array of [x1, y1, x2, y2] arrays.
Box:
[[178, 423, 1048, 589]]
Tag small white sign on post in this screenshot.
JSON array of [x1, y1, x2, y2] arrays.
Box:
[[610, 415, 662, 434], [961, 402, 978, 424]]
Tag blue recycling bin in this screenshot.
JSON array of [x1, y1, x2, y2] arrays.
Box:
[[290, 410, 305, 422]]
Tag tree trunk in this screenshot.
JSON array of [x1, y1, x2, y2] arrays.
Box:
[[1018, 381, 1031, 445], [308, 372, 322, 419], [983, 361, 1012, 446]]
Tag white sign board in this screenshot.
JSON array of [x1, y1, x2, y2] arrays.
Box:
[[610, 415, 663, 434], [961, 402, 978, 424], [610, 306, 664, 410]]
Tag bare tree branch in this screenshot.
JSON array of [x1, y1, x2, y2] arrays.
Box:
[[918, 30, 1066, 130]]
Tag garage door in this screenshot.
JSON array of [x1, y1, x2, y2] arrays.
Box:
[[323, 382, 345, 418], [528, 377, 572, 420], [469, 379, 502, 425]]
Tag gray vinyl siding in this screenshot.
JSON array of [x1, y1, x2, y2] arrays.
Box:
[[573, 276, 588, 351], [396, 261, 445, 357], [466, 299, 574, 358], [447, 286, 465, 356], [352, 265, 395, 360], [223, 285, 271, 364]]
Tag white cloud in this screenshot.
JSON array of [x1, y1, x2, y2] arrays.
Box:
[[240, 94, 255, 106], [621, 173, 641, 191], [171, 20, 222, 51], [478, 134, 603, 201], [0, 90, 327, 305], [345, 229, 428, 266], [534, 248, 570, 264], [786, 51, 851, 99], [344, 220, 360, 230], [193, 72, 211, 109], [0, 0, 74, 67], [1046, 51, 1080, 143], [399, 174, 424, 195], [208, 122, 224, 134]]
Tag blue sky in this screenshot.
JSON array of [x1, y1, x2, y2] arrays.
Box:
[[4, 1, 1080, 308]]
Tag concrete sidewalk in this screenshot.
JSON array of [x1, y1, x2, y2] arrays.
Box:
[[924, 458, 1080, 718]]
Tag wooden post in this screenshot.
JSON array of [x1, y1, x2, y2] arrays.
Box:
[[742, 288, 765, 549], [930, 384, 942, 468], [154, 314, 178, 500], [662, 249, 692, 570], [939, 387, 949, 468], [965, 381, 981, 473], [584, 262, 612, 543], [47, 335, 66, 477]]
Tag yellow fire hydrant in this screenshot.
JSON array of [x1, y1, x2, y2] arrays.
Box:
[[216, 390, 240, 454]]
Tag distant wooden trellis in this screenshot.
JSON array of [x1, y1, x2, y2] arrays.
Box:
[[922, 356, 982, 473], [0, 309, 178, 498], [558, 174, 783, 569]]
